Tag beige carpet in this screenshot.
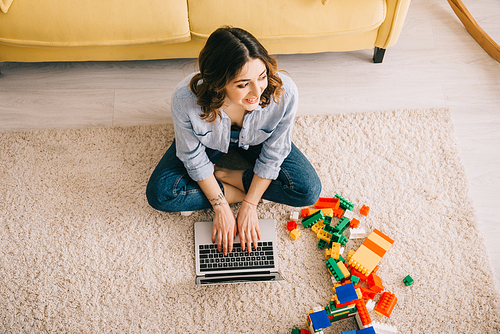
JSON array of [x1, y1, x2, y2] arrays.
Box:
[[1, 108, 499, 333]]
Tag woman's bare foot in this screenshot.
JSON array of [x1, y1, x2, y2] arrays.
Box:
[[214, 166, 245, 192]]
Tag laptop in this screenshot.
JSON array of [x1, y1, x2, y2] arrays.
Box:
[[194, 218, 284, 285]]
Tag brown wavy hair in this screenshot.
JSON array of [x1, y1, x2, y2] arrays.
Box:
[[190, 26, 284, 122]]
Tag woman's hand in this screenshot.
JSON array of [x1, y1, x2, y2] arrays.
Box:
[[237, 200, 262, 253], [211, 202, 236, 256]]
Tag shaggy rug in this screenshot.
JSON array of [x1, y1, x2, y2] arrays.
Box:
[[1, 108, 499, 333]]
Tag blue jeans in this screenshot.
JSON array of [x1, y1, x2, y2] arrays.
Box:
[[146, 140, 321, 212]]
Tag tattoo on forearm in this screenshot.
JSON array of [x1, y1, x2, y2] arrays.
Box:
[[209, 193, 227, 207]]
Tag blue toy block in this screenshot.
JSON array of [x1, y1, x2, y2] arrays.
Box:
[[336, 283, 358, 305], [309, 310, 331, 330], [357, 327, 376, 334], [341, 331, 357, 334]]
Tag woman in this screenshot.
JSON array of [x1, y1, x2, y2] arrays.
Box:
[[146, 27, 321, 256]]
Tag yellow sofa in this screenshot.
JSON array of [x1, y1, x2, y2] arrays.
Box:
[[0, 0, 411, 63]]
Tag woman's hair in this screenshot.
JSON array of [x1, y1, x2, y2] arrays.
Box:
[[190, 26, 284, 122]]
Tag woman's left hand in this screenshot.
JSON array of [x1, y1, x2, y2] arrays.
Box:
[[237, 200, 262, 253]]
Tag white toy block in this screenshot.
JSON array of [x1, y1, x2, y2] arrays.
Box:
[[312, 306, 323, 313], [343, 209, 354, 219], [349, 227, 369, 239], [366, 299, 376, 311], [290, 211, 300, 221], [372, 321, 398, 334]]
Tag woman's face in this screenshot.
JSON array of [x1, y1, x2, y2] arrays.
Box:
[[224, 58, 268, 112]]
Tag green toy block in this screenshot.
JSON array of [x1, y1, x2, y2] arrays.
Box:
[[323, 223, 335, 234], [317, 239, 328, 249], [326, 257, 346, 281], [403, 275, 414, 286], [334, 217, 351, 234], [350, 275, 360, 285], [334, 194, 354, 211], [323, 215, 333, 226], [302, 210, 325, 228]]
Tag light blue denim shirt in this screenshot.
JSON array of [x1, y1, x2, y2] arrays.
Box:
[[170, 72, 298, 182]]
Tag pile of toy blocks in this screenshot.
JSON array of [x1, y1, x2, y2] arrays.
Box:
[[288, 195, 404, 334]]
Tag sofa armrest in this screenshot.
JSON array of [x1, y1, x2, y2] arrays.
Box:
[[375, 0, 412, 49]]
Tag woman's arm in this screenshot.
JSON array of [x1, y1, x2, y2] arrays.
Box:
[[197, 174, 236, 256], [237, 174, 270, 252]]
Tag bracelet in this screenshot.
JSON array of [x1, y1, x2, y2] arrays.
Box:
[[243, 199, 258, 208]]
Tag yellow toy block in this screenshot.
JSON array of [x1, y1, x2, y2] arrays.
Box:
[[331, 242, 341, 260], [290, 229, 302, 240], [325, 248, 332, 259], [347, 245, 382, 275], [310, 208, 334, 217], [317, 229, 332, 243], [311, 220, 325, 234], [337, 261, 350, 279]]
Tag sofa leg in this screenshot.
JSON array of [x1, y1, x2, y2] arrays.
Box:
[[373, 47, 386, 63]]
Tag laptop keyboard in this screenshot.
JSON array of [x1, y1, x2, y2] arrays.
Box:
[[198, 241, 275, 272]]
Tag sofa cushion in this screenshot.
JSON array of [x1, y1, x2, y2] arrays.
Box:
[[188, 0, 386, 44], [0, 0, 190, 47]]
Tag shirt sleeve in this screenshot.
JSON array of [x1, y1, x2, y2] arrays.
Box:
[[170, 91, 214, 182], [253, 76, 298, 180]]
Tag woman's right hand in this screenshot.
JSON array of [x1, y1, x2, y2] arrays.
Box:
[[211, 203, 237, 255]]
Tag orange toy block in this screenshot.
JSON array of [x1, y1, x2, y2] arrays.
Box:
[[315, 197, 340, 210], [355, 300, 372, 327], [360, 205, 370, 216], [347, 229, 394, 276], [374, 291, 398, 318], [350, 218, 360, 228], [367, 273, 384, 293]]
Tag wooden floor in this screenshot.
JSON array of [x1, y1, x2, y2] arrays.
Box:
[[1, 0, 499, 286]]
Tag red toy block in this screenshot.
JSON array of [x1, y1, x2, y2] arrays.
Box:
[[350, 218, 360, 228], [314, 197, 340, 209], [287, 220, 298, 231], [374, 291, 398, 318], [367, 274, 384, 293], [351, 268, 368, 282], [355, 300, 372, 326], [332, 207, 344, 218], [301, 208, 311, 218], [360, 205, 370, 216]]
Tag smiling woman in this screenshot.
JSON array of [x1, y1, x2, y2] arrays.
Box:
[[146, 26, 322, 256]]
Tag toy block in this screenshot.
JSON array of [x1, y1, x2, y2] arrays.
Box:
[[323, 215, 333, 225], [311, 220, 325, 234], [403, 275, 414, 286], [334, 194, 354, 211], [337, 261, 350, 279], [302, 210, 325, 228], [326, 258, 347, 281], [317, 229, 332, 243], [343, 209, 354, 219], [317, 239, 328, 249], [334, 217, 351, 234], [357, 327, 376, 334], [330, 242, 341, 260], [290, 211, 300, 221], [308, 310, 331, 331], [374, 292, 397, 318], [291, 328, 309, 334], [360, 287, 377, 300], [315, 197, 340, 210], [290, 229, 302, 240], [301, 208, 311, 218], [332, 207, 344, 217], [360, 205, 370, 216], [350, 275, 360, 285], [287, 220, 298, 231], [320, 208, 334, 217], [351, 267, 368, 282], [350, 218, 360, 228], [347, 229, 394, 275], [341, 331, 356, 334], [335, 283, 358, 305], [365, 299, 376, 311], [355, 299, 372, 327], [367, 273, 384, 293], [349, 228, 369, 239], [371, 321, 398, 334]]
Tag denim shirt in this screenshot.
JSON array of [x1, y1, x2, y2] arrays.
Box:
[[170, 72, 298, 182]]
